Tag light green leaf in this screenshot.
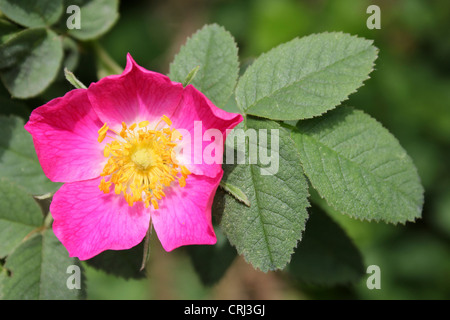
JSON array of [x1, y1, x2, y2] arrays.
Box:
[[66, 0, 119, 41], [0, 115, 61, 195], [182, 65, 200, 87], [169, 24, 239, 108], [235, 32, 378, 120], [217, 117, 310, 272], [0, 180, 43, 258], [1, 230, 84, 300], [222, 93, 242, 114], [0, 0, 64, 28], [291, 106, 424, 224], [219, 180, 250, 207], [0, 28, 63, 99], [288, 205, 365, 285], [64, 68, 86, 89]]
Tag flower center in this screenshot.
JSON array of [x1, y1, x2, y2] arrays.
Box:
[[131, 147, 154, 170], [97, 115, 190, 209]]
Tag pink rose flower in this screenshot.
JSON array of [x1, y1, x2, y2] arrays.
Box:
[[25, 54, 243, 260]]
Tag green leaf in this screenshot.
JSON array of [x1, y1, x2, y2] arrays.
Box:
[[235, 32, 378, 120], [0, 18, 20, 43], [169, 24, 239, 107], [288, 205, 365, 285], [222, 93, 242, 114], [1, 230, 84, 300], [0, 115, 61, 195], [182, 65, 200, 87], [219, 180, 250, 207], [0, 0, 64, 28], [0, 28, 63, 98], [217, 117, 310, 272], [0, 263, 8, 295], [290, 106, 424, 224], [65, 0, 119, 41], [0, 180, 43, 258], [64, 68, 86, 89]]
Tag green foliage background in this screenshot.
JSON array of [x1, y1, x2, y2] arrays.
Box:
[[1, 0, 449, 299]]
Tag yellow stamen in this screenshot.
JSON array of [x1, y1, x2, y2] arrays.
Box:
[[103, 144, 110, 157], [120, 122, 128, 138], [97, 115, 189, 209], [179, 176, 186, 188], [139, 120, 149, 128], [171, 129, 182, 141], [97, 123, 109, 143], [181, 165, 191, 177], [162, 115, 172, 126], [99, 178, 111, 193]]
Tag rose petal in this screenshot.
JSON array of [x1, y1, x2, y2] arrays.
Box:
[[87, 53, 184, 132], [151, 172, 222, 251], [25, 89, 106, 183], [51, 177, 150, 260], [172, 85, 243, 178]]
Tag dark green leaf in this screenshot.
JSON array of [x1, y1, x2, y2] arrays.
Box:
[[0, 28, 63, 98], [65, 0, 119, 41], [291, 106, 424, 223], [169, 24, 239, 108], [1, 230, 84, 300], [0, 0, 64, 28], [0, 115, 61, 195], [0, 180, 43, 258], [218, 118, 310, 272], [235, 32, 378, 120]]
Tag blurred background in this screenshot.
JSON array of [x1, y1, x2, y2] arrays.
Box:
[[2, 0, 449, 299]]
